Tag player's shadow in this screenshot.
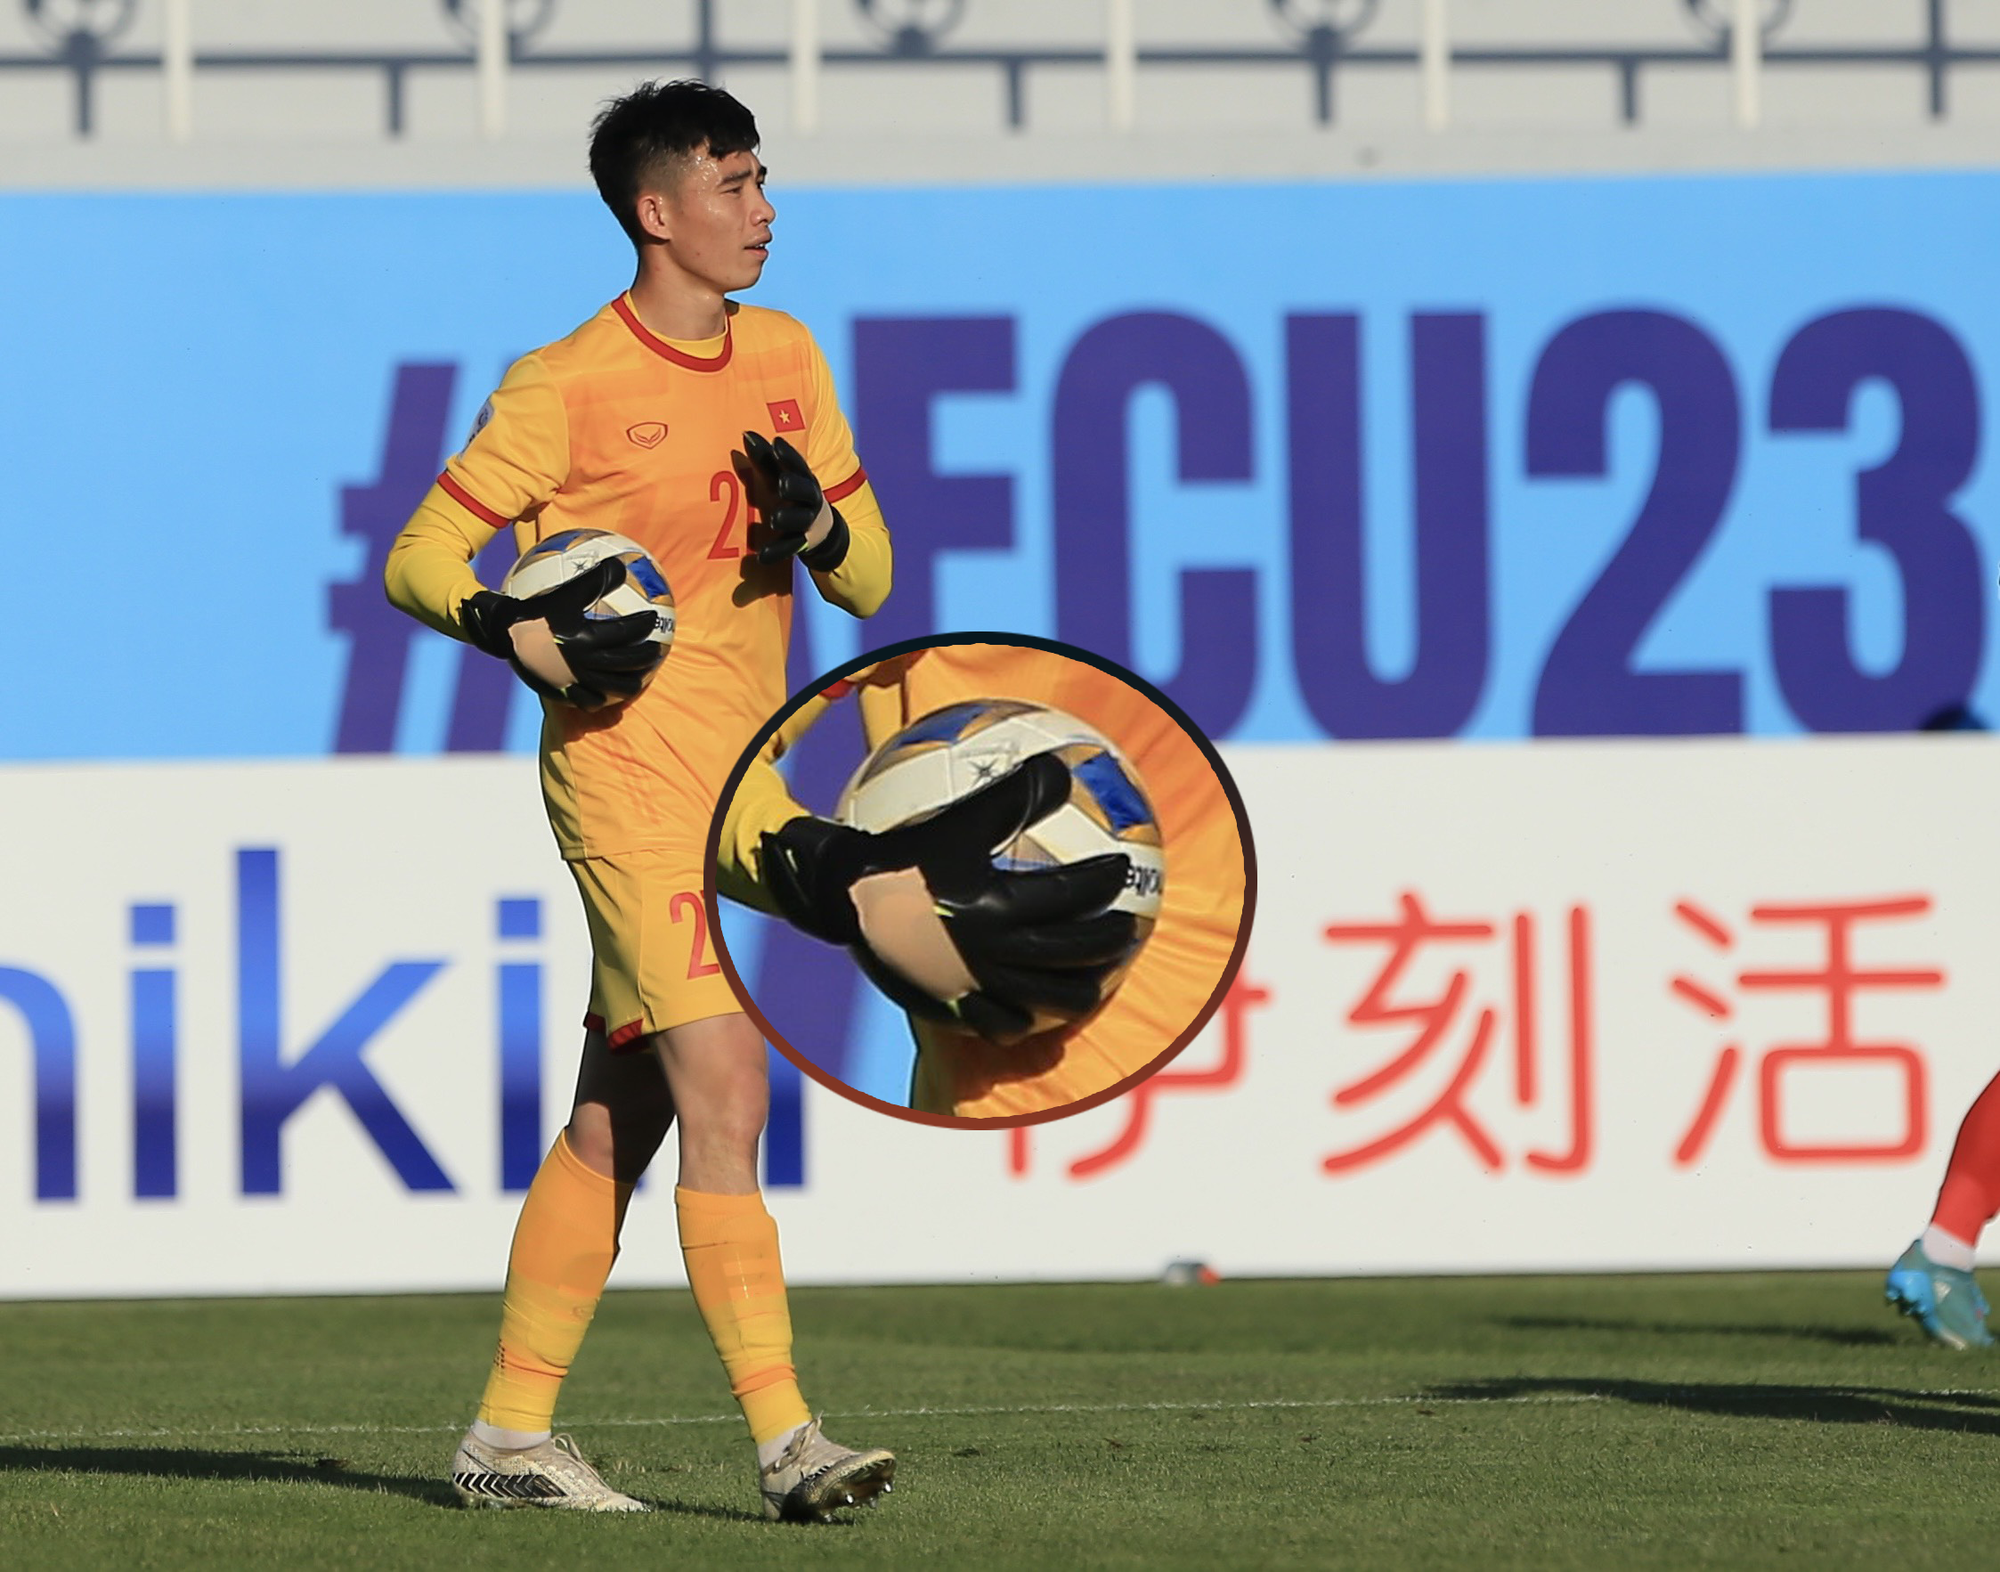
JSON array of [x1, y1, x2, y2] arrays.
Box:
[[0, 1445, 776, 1522], [632, 1494, 766, 1524], [0, 1445, 457, 1506], [1430, 1377, 2000, 1435], [1497, 1314, 1900, 1349]]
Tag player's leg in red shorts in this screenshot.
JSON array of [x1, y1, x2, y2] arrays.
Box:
[[1886, 1069, 2000, 1348]]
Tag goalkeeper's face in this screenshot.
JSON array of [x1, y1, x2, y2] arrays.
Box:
[[644, 146, 776, 296]]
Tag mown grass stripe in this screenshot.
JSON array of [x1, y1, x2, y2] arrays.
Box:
[[0, 1391, 1629, 1447]]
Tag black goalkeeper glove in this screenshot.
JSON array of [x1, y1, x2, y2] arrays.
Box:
[[760, 753, 1140, 1042], [460, 556, 664, 709], [741, 429, 851, 570]]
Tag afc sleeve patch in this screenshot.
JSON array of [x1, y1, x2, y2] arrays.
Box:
[[453, 395, 495, 462]]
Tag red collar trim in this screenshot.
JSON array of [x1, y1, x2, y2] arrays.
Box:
[[613, 295, 734, 372]]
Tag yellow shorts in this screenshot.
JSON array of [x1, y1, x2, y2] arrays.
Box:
[[568, 849, 741, 1049]]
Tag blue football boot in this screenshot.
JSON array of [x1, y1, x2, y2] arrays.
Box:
[[1886, 1241, 1995, 1350]]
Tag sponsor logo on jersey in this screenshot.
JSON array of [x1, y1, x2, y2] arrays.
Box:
[[767, 398, 804, 433], [627, 421, 668, 448]]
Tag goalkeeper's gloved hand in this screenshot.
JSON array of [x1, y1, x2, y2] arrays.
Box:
[[740, 429, 850, 570], [759, 753, 1139, 1043], [459, 557, 664, 709]]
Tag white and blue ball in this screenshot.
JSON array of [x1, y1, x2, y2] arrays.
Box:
[[836, 698, 1165, 1028], [501, 527, 677, 667]]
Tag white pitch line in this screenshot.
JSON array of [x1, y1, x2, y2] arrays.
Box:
[[0, 1393, 1601, 1448], [5, 1387, 1995, 1450]]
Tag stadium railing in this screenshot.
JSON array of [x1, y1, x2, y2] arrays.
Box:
[[0, 0, 1983, 142]]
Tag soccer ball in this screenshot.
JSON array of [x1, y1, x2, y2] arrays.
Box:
[[835, 698, 1165, 1032], [500, 528, 676, 695]]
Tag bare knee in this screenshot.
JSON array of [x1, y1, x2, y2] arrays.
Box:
[[681, 1090, 768, 1167], [564, 1031, 677, 1182], [564, 1102, 620, 1175], [653, 1014, 769, 1193], [565, 1094, 674, 1184]]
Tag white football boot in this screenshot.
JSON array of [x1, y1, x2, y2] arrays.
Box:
[[759, 1416, 896, 1522], [450, 1431, 649, 1511]]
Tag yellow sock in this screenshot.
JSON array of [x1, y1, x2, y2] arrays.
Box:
[[476, 1132, 632, 1433], [675, 1187, 813, 1445]]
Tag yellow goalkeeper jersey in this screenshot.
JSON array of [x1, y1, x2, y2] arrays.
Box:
[[720, 643, 1249, 1120], [386, 295, 890, 861]]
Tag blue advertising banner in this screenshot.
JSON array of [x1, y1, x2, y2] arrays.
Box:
[[5, 169, 1998, 761]]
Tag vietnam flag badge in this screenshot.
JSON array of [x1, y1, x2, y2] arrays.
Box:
[[767, 398, 805, 434]]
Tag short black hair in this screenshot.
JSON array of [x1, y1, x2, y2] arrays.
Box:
[[589, 80, 761, 246]]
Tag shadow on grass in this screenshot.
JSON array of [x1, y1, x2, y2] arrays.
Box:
[[632, 1496, 766, 1525], [1430, 1377, 2000, 1435], [1497, 1315, 1900, 1349], [0, 1445, 772, 1522], [0, 1445, 457, 1505]]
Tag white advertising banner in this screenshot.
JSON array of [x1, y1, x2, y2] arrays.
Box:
[[0, 738, 1991, 1299]]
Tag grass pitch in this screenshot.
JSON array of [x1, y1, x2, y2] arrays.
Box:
[[1, 1272, 1996, 1569]]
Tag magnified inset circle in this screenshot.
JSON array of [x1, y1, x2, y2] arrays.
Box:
[[702, 632, 1256, 1129]]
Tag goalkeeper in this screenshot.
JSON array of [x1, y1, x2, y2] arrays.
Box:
[[384, 79, 911, 1522], [384, 80, 1145, 1523]]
